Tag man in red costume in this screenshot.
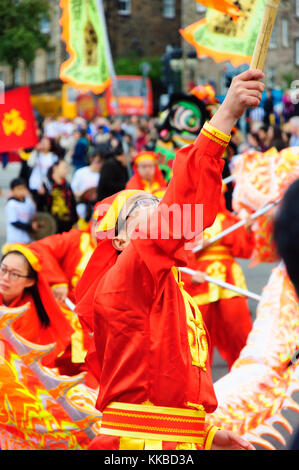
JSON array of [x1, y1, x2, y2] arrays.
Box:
[[182, 191, 255, 370], [125, 151, 167, 194], [76, 70, 264, 450], [28, 215, 98, 305], [23, 209, 100, 383]]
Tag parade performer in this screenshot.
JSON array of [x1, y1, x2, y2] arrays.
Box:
[[181, 191, 255, 369], [22, 209, 100, 383], [125, 151, 167, 194], [0, 245, 73, 368], [77, 69, 264, 450], [75, 189, 148, 385], [155, 84, 217, 182], [28, 212, 98, 305]]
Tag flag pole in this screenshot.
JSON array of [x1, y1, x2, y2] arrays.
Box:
[[249, 0, 280, 70], [192, 198, 281, 254], [179, 267, 261, 302], [97, 0, 132, 177]]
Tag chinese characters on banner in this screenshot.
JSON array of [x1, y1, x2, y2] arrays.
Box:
[[181, 0, 266, 67], [59, 0, 114, 94]]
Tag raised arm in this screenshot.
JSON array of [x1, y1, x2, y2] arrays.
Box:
[[132, 70, 265, 273]]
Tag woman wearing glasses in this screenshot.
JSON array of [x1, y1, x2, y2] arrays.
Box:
[[0, 245, 73, 368]]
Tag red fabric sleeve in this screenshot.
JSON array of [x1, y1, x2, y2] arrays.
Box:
[[30, 230, 81, 286], [132, 132, 225, 289], [125, 174, 143, 190], [222, 225, 255, 259]]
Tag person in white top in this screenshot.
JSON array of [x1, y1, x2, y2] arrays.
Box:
[[5, 178, 38, 244], [27, 136, 59, 210], [71, 149, 103, 223], [43, 116, 61, 139]]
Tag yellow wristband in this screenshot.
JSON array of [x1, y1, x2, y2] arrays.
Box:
[[203, 121, 231, 143], [204, 425, 221, 450], [51, 283, 68, 290]]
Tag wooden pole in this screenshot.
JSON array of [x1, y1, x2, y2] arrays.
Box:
[[250, 0, 280, 71]]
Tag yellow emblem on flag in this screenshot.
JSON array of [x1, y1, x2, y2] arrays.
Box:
[[2, 109, 26, 136]]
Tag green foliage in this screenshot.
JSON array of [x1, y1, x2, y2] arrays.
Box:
[[0, 0, 51, 72], [114, 54, 162, 84], [281, 70, 295, 89]]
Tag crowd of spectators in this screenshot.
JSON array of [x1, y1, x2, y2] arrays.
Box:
[[3, 114, 160, 243], [3, 89, 299, 245]]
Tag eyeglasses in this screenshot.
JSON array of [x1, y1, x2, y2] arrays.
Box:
[[0, 264, 30, 282], [116, 197, 160, 234], [126, 197, 160, 218]]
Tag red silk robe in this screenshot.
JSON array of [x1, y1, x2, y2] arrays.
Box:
[[0, 287, 73, 368], [125, 165, 167, 194], [30, 229, 96, 304], [89, 125, 228, 450], [181, 200, 254, 368], [29, 230, 97, 382]]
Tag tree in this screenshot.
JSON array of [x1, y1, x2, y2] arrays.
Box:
[[0, 0, 51, 84]]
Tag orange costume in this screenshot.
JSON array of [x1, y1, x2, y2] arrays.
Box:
[[0, 244, 73, 368], [29, 228, 97, 305], [125, 151, 167, 194], [77, 122, 230, 450], [26, 225, 98, 383], [182, 194, 254, 369]]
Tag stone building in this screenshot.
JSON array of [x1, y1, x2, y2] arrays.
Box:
[[181, 0, 299, 94], [0, 0, 65, 95], [0, 0, 181, 93], [104, 0, 181, 58]]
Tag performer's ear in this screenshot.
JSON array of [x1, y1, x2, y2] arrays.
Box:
[[24, 277, 36, 289], [112, 236, 128, 252]]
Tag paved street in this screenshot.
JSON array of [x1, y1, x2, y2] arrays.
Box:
[[0, 161, 298, 450]]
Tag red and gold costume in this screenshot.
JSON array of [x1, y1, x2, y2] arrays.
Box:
[[25, 224, 98, 383], [125, 151, 167, 194], [77, 122, 230, 450], [0, 244, 73, 368], [182, 193, 254, 369], [29, 227, 97, 305]]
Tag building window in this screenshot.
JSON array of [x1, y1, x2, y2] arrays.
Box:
[[118, 0, 131, 15], [267, 66, 276, 88], [0, 71, 4, 104], [40, 17, 50, 34], [296, 0, 299, 17], [13, 67, 21, 85], [281, 18, 289, 47], [296, 39, 299, 66], [163, 0, 175, 18], [47, 50, 56, 80], [26, 65, 35, 84], [269, 21, 277, 49], [196, 3, 206, 13]]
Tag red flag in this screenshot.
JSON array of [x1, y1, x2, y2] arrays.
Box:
[[0, 86, 38, 153]]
